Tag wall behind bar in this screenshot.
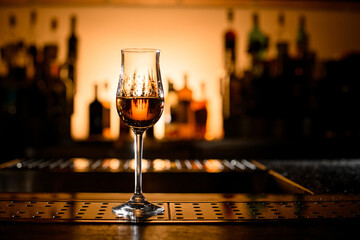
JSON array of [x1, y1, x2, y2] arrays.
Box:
[[0, 6, 359, 140]]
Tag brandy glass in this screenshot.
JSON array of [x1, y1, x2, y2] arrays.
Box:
[[112, 48, 164, 221]]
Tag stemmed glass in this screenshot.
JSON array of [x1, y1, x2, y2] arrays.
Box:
[[112, 48, 165, 221]]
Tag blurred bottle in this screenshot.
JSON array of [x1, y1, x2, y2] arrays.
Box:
[[0, 15, 16, 116], [27, 10, 38, 67], [275, 12, 289, 59], [164, 79, 179, 139], [177, 74, 192, 124], [222, 8, 239, 122], [222, 9, 247, 138], [247, 12, 268, 78], [269, 12, 290, 79], [67, 15, 78, 63], [177, 73, 195, 139], [60, 15, 78, 116], [66, 15, 78, 94], [224, 8, 237, 74], [193, 82, 208, 139], [89, 84, 104, 138], [247, 12, 268, 61], [296, 15, 309, 59], [44, 18, 60, 79], [2, 14, 18, 66]]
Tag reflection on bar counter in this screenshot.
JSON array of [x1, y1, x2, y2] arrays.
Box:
[[0, 7, 359, 159]]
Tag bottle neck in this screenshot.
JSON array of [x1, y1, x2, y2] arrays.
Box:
[[94, 85, 98, 100], [71, 16, 77, 35]]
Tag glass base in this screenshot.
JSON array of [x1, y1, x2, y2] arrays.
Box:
[[112, 194, 164, 222]]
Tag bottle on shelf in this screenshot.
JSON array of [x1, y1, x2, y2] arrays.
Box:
[[275, 12, 289, 59], [269, 12, 291, 79], [27, 10, 38, 67], [67, 15, 78, 63], [0, 14, 22, 118], [296, 15, 309, 59], [164, 78, 179, 139], [89, 84, 104, 138], [66, 15, 78, 94], [221, 9, 244, 138], [44, 18, 60, 79], [224, 8, 237, 75], [247, 12, 268, 62], [193, 82, 208, 139], [177, 73, 193, 124], [2, 14, 18, 67], [177, 73, 195, 139]]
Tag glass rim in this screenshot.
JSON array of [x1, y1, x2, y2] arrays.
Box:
[[121, 48, 160, 53]]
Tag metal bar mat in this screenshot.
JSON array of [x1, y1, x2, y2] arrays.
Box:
[[1, 200, 359, 223], [2, 158, 258, 172]]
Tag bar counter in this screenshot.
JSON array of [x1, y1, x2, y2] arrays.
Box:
[[1, 157, 360, 239], [0, 193, 360, 240]]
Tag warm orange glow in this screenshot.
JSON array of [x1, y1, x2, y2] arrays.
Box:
[[153, 159, 171, 171], [129, 159, 149, 172], [1, 7, 359, 142], [102, 158, 121, 171], [204, 159, 224, 172], [73, 158, 90, 172], [131, 98, 149, 120]]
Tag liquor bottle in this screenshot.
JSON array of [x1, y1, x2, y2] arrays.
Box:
[[1, 14, 20, 76], [44, 18, 59, 79], [0, 14, 16, 78], [296, 15, 309, 59], [177, 73, 195, 139], [224, 8, 237, 74], [194, 82, 208, 139], [60, 15, 78, 116], [275, 12, 289, 59], [10, 14, 27, 92], [66, 15, 78, 93], [177, 73, 193, 124], [24, 10, 38, 81], [269, 12, 290, 79], [164, 78, 179, 139], [27, 10, 38, 66], [247, 12, 268, 62], [67, 15, 78, 63], [89, 84, 104, 137]]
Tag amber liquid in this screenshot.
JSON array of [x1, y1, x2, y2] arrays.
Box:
[[116, 97, 164, 129]]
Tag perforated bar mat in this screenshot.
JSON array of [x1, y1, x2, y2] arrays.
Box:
[[1, 200, 359, 223]]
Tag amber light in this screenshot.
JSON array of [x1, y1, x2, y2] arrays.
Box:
[[131, 98, 149, 120], [73, 158, 90, 172], [204, 159, 224, 172]]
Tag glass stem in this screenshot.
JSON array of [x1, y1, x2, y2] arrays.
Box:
[[134, 131, 144, 196]]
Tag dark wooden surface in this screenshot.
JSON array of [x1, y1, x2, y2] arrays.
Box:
[[1, 221, 359, 240]]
